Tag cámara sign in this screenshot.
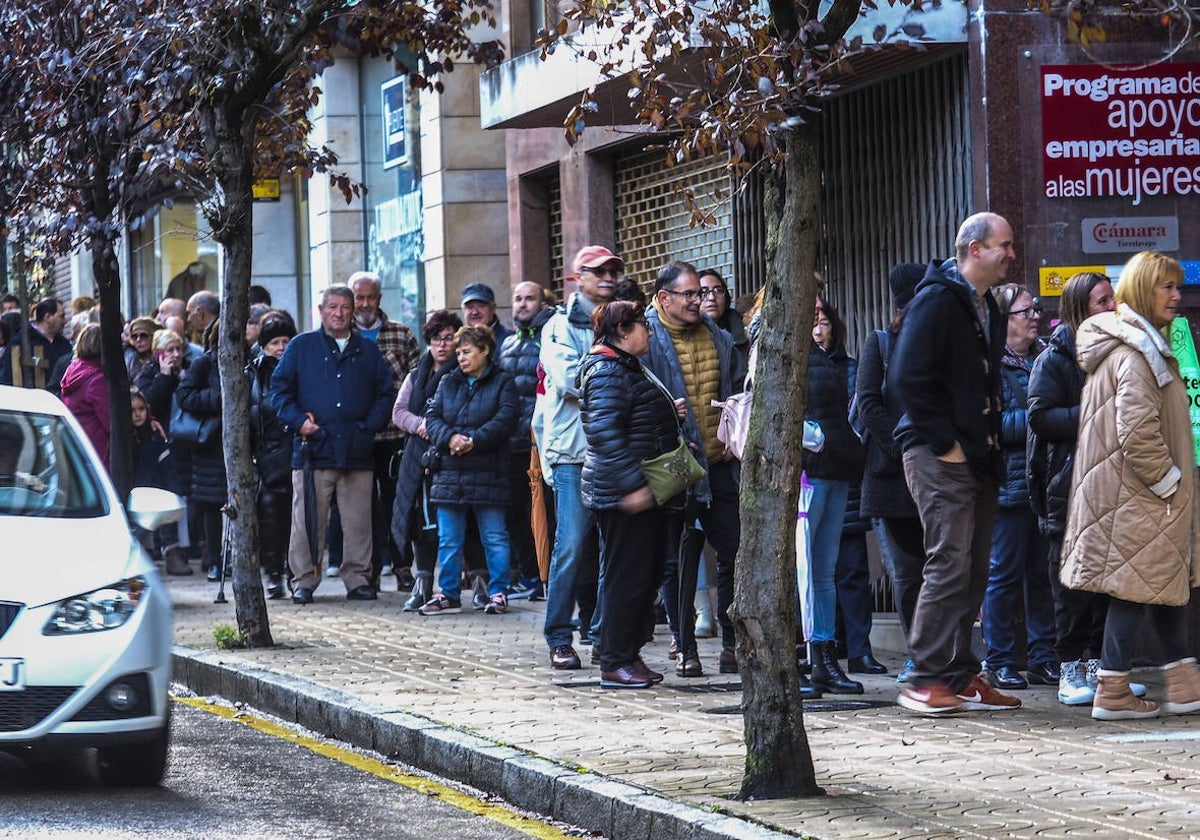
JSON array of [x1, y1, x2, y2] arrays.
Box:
[[1042, 64, 1200, 205], [1080, 216, 1179, 253]]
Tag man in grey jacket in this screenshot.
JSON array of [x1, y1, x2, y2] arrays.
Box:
[[538, 245, 622, 671]]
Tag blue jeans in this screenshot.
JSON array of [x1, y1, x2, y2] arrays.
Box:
[[806, 478, 849, 643], [982, 505, 1055, 669], [436, 504, 510, 600], [543, 464, 601, 648]]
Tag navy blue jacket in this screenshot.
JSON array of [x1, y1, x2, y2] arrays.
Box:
[[425, 361, 519, 506], [578, 344, 681, 510], [889, 259, 1004, 484], [997, 342, 1042, 508], [269, 328, 394, 471]]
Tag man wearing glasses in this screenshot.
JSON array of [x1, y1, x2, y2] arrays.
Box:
[[539, 245, 623, 671], [644, 261, 739, 678]]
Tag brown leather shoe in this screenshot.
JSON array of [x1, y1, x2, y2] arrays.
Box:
[[633, 657, 664, 684], [550, 644, 582, 670], [719, 646, 738, 674], [676, 649, 703, 677], [600, 664, 652, 689]]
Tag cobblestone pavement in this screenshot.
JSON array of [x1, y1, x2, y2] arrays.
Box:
[[171, 575, 1200, 839]]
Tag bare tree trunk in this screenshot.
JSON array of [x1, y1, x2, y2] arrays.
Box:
[[731, 121, 822, 800], [92, 236, 133, 501], [207, 108, 273, 648]]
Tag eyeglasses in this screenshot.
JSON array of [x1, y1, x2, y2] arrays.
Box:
[[698, 287, 727, 300], [1008, 301, 1042, 320], [582, 266, 622, 279], [430, 334, 455, 344], [662, 288, 702, 303], [131, 333, 152, 340]]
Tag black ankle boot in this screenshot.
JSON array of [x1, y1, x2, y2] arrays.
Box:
[[403, 573, 432, 612], [799, 671, 823, 700], [810, 641, 864, 695]]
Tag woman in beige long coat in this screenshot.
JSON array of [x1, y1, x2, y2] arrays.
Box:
[[1063, 250, 1200, 720]]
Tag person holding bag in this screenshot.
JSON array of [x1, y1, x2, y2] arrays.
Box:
[[579, 300, 689, 689]]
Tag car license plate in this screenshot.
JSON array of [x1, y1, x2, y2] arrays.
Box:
[[0, 658, 25, 691]]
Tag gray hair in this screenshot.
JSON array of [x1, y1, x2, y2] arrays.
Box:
[[348, 271, 381, 295], [321, 285, 354, 307]]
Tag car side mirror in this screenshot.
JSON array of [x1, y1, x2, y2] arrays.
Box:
[[127, 487, 186, 531]]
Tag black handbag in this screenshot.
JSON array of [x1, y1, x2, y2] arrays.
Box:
[[170, 403, 218, 447], [254, 445, 293, 491], [419, 445, 442, 474]]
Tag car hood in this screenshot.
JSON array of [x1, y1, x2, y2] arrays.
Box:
[[1, 513, 144, 608]]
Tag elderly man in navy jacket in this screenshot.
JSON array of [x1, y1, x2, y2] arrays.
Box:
[[270, 285, 395, 604]]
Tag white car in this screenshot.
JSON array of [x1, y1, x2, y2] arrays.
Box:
[[0, 385, 180, 785]]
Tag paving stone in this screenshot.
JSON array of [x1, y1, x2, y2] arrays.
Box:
[[168, 577, 1200, 838]]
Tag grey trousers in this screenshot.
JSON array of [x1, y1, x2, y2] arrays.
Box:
[[902, 445, 998, 693], [288, 468, 373, 592]]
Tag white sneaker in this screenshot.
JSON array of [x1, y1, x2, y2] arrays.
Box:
[[1058, 660, 1094, 705], [1087, 658, 1147, 697], [325, 564, 342, 578]]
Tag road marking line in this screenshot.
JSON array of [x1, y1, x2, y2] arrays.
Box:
[[175, 696, 576, 840]]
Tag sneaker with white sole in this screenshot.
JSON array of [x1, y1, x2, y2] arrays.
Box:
[[956, 674, 1021, 711], [483, 593, 508, 614], [418, 593, 462, 615], [897, 682, 964, 714], [325, 564, 342, 578], [1058, 659, 1095, 706], [1087, 658, 1147, 697]]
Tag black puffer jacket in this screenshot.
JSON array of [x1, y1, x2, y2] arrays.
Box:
[[136, 360, 190, 492], [803, 341, 865, 481], [246, 354, 294, 493], [425, 361, 519, 506], [1027, 323, 1083, 537], [578, 344, 681, 510], [997, 342, 1042, 508], [175, 352, 226, 506], [497, 306, 554, 453]]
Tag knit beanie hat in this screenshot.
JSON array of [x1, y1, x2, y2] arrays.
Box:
[[258, 315, 298, 347], [888, 263, 926, 309]]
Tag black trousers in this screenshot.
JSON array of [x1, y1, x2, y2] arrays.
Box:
[[1101, 597, 1190, 671], [835, 531, 874, 659], [596, 506, 670, 670], [1046, 535, 1106, 662], [258, 484, 292, 577]]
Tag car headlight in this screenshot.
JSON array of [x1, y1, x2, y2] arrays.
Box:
[[42, 577, 148, 635]]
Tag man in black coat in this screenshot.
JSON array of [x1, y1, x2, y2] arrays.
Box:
[[0, 298, 70, 389], [889, 211, 1021, 716], [497, 281, 554, 599]]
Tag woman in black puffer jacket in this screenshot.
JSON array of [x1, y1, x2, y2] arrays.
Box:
[[417, 325, 519, 616], [1027, 271, 1118, 704], [246, 312, 297, 599], [175, 321, 226, 581], [579, 300, 683, 690]]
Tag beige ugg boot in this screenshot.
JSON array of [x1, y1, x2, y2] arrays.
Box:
[[1091, 669, 1160, 720], [1162, 658, 1200, 715]]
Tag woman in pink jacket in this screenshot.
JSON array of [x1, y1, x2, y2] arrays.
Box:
[[60, 323, 111, 472]]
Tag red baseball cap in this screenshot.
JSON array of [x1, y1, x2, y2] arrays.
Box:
[[572, 245, 624, 275]]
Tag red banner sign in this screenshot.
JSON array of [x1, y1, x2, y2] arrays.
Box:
[[1042, 63, 1200, 204]]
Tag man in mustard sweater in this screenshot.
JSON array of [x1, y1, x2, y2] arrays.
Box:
[[643, 261, 739, 678]]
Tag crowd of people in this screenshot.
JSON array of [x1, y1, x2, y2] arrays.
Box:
[[4, 215, 1198, 713]]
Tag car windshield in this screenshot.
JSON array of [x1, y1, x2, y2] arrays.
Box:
[[0, 409, 109, 518]]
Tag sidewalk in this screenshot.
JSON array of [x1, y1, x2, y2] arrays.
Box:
[[170, 574, 1200, 839]]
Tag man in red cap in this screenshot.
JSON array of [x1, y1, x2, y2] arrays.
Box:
[[538, 245, 623, 671]]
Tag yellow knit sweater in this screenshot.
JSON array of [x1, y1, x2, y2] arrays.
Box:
[[653, 299, 723, 462]]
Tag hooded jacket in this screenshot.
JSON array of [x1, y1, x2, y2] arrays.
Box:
[[60, 358, 110, 470], [498, 305, 555, 453], [1060, 306, 1199, 605], [537, 292, 598, 467], [889, 258, 1004, 484], [1026, 322, 1084, 537]]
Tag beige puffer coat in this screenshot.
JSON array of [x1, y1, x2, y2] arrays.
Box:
[[1061, 306, 1199, 606]]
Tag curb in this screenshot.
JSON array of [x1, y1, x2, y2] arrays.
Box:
[[173, 646, 795, 840]]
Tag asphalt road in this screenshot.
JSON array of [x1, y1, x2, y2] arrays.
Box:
[[0, 694, 589, 840]]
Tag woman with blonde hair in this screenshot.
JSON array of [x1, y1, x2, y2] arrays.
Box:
[[1063, 250, 1200, 720]]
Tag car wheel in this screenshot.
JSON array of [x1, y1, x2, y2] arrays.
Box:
[[96, 707, 171, 787]]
